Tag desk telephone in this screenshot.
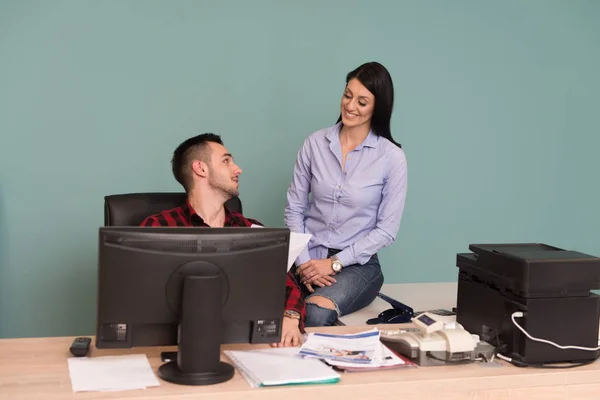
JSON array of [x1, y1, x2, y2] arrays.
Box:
[[366, 293, 414, 324], [367, 292, 457, 325]]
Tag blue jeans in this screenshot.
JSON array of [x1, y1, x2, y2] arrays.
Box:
[[301, 249, 384, 327]]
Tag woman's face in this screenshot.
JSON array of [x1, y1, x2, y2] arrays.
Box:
[[340, 78, 375, 130]]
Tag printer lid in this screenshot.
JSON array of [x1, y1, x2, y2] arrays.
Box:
[[469, 243, 598, 262], [460, 243, 600, 298]]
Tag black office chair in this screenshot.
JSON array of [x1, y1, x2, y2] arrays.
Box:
[[103, 192, 243, 226]]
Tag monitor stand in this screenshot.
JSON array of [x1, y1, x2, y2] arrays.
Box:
[[158, 274, 234, 385]]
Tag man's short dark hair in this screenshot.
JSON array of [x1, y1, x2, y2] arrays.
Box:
[[171, 133, 223, 192]]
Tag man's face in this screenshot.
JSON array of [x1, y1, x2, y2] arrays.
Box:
[[206, 142, 242, 199]]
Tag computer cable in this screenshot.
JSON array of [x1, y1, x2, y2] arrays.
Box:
[[494, 312, 600, 369], [510, 312, 600, 351]]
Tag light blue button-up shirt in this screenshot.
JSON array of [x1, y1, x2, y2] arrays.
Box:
[[285, 122, 408, 268]]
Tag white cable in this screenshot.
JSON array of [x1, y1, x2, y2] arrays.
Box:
[[511, 311, 600, 352], [495, 353, 512, 362]]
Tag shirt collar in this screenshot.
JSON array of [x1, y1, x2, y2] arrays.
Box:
[[185, 202, 235, 227], [184, 202, 205, 226], [326, 122, 379, 150]]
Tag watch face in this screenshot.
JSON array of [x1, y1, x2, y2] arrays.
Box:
[[332, 262, 342, 272]]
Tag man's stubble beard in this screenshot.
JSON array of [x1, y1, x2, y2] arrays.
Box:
[[208, 175, 238, 200]]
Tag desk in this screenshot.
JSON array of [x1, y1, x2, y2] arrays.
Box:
[[339, 282, 458, 326], [2, 325, 600, 400]]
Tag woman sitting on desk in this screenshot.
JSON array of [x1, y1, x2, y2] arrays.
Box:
[[285, 61, 408, 327]]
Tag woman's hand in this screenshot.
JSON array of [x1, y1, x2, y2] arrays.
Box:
[[297, 259, 337, 288], [271, 317, 304, 347]]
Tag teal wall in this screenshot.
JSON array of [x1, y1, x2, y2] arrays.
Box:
[[1, 1, 599, 338]]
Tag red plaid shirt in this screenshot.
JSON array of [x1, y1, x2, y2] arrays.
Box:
[[141, 203, 306, 328]]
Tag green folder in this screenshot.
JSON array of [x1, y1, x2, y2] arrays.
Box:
[[224, 349, 341, 388]]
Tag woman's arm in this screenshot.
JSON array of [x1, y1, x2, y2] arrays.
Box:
[[284, 139, 313, 266], [335, 149, 408, 267]]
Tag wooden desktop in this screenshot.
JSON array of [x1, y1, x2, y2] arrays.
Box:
[[2, 323, 600, 400]]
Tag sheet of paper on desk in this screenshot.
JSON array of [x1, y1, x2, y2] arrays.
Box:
[[250, 225, 311, 272], [67, 354, 160, 392]]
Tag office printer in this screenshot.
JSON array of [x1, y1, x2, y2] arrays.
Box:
[[456, 243, 600, 364]]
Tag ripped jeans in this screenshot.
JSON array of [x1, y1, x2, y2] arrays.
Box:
[[300, 249, 384, 327]]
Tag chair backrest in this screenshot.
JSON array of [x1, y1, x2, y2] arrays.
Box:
[[104, 192, 243, 226]]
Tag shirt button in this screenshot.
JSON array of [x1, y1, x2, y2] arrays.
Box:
[[338, 185, 342, 189]]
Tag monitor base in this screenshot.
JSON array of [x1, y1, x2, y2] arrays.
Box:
[[158, 360, 234, 386]]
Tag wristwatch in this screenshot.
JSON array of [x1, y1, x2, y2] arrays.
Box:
[[284, 310, 301, 320], [331, 256, 343, 273]]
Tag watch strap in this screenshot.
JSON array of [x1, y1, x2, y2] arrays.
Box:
[[284, 310, 301, 320]]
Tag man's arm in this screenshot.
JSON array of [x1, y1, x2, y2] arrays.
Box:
[[284, 271, 305, 332]]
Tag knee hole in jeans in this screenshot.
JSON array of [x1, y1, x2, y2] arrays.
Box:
[[305, 303, 338, 327], [306, 295, 336, 310]]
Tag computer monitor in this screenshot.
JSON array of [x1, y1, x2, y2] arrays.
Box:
[[96, 226, 290, 386]]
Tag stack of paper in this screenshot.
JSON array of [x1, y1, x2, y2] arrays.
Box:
[[299, 329, 381, 363], [224, 347, 340, 388], [67, 354, 160, 392], [299, 328, 414, 371], [325, 341, 413, 371]]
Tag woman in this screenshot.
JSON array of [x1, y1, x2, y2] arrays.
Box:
[[284, 61, 408, 327]]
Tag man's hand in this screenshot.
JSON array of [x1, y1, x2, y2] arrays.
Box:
[[297, 259, 337, 287], [271, 317, 304, 347]]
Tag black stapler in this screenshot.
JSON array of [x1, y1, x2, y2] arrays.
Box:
[[366, 292, 414, 324]]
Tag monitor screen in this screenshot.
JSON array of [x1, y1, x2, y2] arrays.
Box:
[[96, 226, 290, 385]]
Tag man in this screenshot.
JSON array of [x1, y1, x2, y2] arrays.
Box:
[[141, 133, 304, 347]]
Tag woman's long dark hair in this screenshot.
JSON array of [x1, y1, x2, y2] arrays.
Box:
[[336, 62, 401, 148]]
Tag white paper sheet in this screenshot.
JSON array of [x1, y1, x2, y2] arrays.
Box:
[[68, 354, 160, 393], [251, 225, 311, 272], [286, 232, 311, 271]]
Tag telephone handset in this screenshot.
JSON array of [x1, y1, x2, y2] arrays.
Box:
[[366, 292, 414, 324]]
